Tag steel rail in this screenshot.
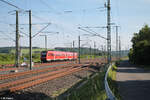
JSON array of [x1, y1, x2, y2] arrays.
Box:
[[0, 67, 75, 89], [0, 64, 81, 80], [9, 67, 86, 92]]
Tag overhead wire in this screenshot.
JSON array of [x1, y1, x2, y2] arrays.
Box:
[[39, 0, 62, 15], [0, 0, 22, 10]]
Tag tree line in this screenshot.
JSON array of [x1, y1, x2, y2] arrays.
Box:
[[129, 25, 150, 65]]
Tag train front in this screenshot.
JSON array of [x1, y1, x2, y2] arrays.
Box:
[[40, 51, 47, 62]]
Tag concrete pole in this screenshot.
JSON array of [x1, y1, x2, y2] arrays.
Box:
[[107, 0, 111, 64], [15, 10, 19, 67], [78, 36, 80, 64], [29, 10, 32, 70]]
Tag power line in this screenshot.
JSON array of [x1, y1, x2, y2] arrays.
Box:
[[0, 0, 22, 10], [39, 0, 62, 15], [78, 27, 107, 40], [0, 31, 15, 41], [0, 0, 52, 24], [10, 23, 50, 25], [32, 23, 51, 38]]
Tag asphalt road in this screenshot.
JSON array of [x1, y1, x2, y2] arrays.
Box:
[[116, 60, 150, 100]]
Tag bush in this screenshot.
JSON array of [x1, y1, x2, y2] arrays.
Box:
[[129, 25, 150, 65]]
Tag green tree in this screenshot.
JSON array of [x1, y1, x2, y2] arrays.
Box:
[[129, 25, 150, 65]]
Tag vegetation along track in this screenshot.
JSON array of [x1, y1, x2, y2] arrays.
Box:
[[0, 64, 88, 92]]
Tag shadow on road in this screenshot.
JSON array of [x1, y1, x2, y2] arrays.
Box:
[[117, 60, 150, 73], [117, 80, 150, 100], [117, 60, 150, 100]]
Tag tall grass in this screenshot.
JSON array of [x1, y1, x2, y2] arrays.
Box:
[[107, 64, 121, 100], [63, 72, 107, 100], [0, 53, 41, 65]]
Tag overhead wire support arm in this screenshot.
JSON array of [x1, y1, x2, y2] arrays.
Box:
[[39, 32, 59, 51], [9, 25, 29, 37], [78, 27, 107, 40], [40, 31, 59, 34], [9, 23, 51, 26], [86, 27, 108, 40], [32, 23, 51, 38], [81, 26, 107, 29], [19, 30, 29, 37]]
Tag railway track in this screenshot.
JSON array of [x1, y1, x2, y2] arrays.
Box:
[[0, 64, 88, 92], [0, 58, 107, 94], [0, 63, 81, 80], [0, 61, 74, 68], [0, 67, 22, 71]]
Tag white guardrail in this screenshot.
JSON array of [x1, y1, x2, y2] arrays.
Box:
[[104, 64, 117, 100]]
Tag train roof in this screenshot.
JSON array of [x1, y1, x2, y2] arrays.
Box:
[[42, 51, 77, 54]]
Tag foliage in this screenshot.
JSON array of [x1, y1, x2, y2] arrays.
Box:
[[108, 64, 121, 100], [129, 25, 150, 65], [0, 53, 15, 64], [0, 47, 47, 64], [0, 53, 41, 64], [63, 72, 107, 100]]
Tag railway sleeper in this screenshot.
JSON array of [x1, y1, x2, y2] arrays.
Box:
[[0, 67, 75, 90], [9, 67, 85, 92]]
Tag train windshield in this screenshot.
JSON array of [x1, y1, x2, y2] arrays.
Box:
[[41, 51, 47, 57]]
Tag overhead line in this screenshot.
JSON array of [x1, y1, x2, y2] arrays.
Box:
[[9, 24, 29, 37], [86, 27, 107, 39], [0, 31, 15, 41], [0, 0, 22, 10], [10, 23, 50, 25], [0, 0, 52, 24], [39, 0, 61, 15], [32, 23, 51, 38], [78, 27, 107, 40]]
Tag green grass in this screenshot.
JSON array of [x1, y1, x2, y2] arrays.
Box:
[[107, 64, 121, 100], [0, 60, 15, 65], [80, 54, 102, 59], [10, 48, 53, 54], [52, 88, 68, 97], [63, 72, 107, 100], [0, 53, 41, 65], [121, 56, 129, 60]]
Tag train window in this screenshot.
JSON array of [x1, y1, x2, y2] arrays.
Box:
[[41, 55, 46, 57], [51, 54, 54, 56], [47, 53, 54, 56], [41, 52, 46, 57]]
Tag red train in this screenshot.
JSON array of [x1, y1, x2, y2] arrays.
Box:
[[41, 51, 78, 62]]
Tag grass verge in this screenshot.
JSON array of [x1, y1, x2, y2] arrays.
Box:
[[107, 63, 121, 100], [61, 72, 107, 100]]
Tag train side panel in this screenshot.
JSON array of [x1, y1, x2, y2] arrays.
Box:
[[46, 51, 55, 61], [41, 51, 78, 62]]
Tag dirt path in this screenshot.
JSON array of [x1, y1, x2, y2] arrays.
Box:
[[116, 60, 150, 100]]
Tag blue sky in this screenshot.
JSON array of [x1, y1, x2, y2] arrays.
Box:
[[0, 0, 150, 50]]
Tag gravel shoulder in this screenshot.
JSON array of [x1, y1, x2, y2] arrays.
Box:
[[116, 60, 150, 100]]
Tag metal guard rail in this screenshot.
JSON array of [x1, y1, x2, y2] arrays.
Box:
[[104, 64, 117, 100]]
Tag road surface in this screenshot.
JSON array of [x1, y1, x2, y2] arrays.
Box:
[[116, 60, 150, 100]]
